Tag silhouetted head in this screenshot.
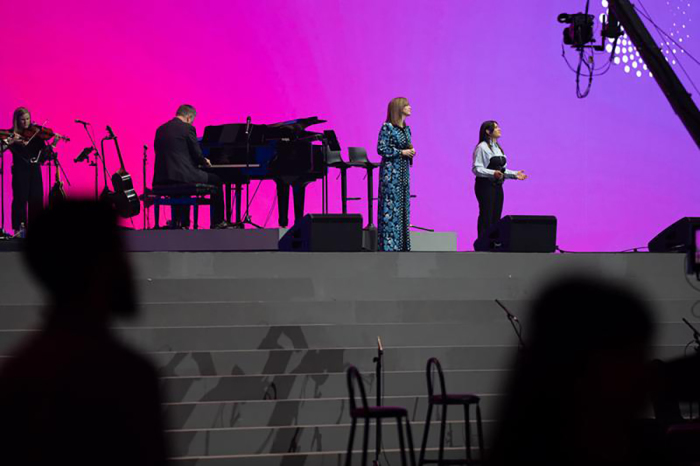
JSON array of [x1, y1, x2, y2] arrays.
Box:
[[23, 200, 136, 323], [490, 274, 654, 466]]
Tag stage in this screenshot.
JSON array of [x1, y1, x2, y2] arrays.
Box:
[[0, 245, 695, 465]]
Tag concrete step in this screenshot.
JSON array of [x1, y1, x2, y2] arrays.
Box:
[[163, 395, 502, 430], [0, 322, 694, 356], [161, 370, 508, 403], [0, 322, 516, 355], [167, 420, 493, 458], [152, 346, 518, 378], [3, 298, 700, 331], [167, 447, 479, 465]]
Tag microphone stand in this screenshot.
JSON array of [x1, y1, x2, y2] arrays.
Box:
[[142, 145, 148, 229], [99, 138, 111, 198], [373, 337, 384, 466], [0, 140, 9, 238], [76, 121, 103, 200], [682, 318, 700, 353], [495, 299, 526, 349], [238, 117, 262, 229]]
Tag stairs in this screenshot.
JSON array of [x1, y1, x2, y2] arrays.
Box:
[[0, 250, 694, 465]]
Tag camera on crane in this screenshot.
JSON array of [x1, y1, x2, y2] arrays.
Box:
[[558, 13, 595, 49]]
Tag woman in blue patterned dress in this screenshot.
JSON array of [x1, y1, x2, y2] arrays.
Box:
[[377, 97, 415, 252]]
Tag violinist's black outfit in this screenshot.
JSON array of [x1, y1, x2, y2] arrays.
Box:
[[7, 136, 45, 232]]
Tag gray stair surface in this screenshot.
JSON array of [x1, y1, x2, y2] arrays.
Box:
[[0, 250, 696, 465]]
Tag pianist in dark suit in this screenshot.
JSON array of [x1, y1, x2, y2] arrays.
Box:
[[153, 104, 225, 228]]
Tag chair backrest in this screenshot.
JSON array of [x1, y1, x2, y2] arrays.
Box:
[[346, 365, 370, 412], [326, 149, 344, 165], [348, 147, 369, 164], [426, 357, 448, 398]]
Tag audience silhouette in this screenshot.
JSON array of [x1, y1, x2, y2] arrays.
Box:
[[489, 275, 656, 466], [0, 200, 167, 466]]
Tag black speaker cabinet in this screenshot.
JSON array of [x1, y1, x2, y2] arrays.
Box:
[[475, 215, 557, 252], [648, 217, 700, 253], [279, 214, 363, 252]]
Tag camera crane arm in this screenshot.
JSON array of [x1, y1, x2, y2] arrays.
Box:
[[609, 0, 700, 149]]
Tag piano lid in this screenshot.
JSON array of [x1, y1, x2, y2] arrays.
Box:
[[201, 117, 327, 146], [201, 124, 264, 145], [267, 116, 327, 129]]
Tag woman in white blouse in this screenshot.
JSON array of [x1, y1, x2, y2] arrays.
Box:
[[472, 120, 527, 250]]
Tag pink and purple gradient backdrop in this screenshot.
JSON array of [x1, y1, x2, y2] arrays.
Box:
[[1, 0, 698, 251]]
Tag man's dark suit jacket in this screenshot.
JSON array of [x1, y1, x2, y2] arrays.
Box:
[[153, 117, 208, 185]]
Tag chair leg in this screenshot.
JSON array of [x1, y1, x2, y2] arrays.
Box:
[[405, 416, 417, 466], [464, 404, 472, 462], [193, 200, 199, 230], [154, 203, 160, 229], [419, 402, 433, 466], [397, 417, 408, 466], [476, 405, 485, 462], [346, 417, 357, 466], [362, 419, 370, 466], [438, 405, 448, 466]]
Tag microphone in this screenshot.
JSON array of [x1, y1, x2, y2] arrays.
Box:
[[495, 299, 519, 322], [74, 119, 90, 126], [105, 126, 116, 140], [245, 116, 251, 135], [682, 318, 700, 342], [74, 147, 95, 163]]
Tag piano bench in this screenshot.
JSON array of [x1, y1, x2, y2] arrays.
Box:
[[151, 184, 217, 230]]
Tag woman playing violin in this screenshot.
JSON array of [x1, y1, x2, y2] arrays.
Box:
[[4, 107, 62, 233]]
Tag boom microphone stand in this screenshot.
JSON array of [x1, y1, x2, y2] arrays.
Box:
[[75, 120, 103, 200], [495, 299, 526, 349], [142, 145, 148, 229]]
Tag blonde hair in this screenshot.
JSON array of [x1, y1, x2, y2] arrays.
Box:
[[12, 107, 30, 133], [385, 97, 409, 127]]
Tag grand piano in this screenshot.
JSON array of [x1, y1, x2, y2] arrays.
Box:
[[200, 117, 338, 227]]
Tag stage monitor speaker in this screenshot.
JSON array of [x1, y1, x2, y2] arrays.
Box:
[[475, 215, 557, 252], [279, 214, 363, 252], [648, 217, 700, 253]]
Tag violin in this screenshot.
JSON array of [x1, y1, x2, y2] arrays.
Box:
[[0, 125, 70, 146], [20, 124, 70, 143]]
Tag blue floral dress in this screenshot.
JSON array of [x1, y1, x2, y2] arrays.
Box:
[[377, 122, 412, 252]]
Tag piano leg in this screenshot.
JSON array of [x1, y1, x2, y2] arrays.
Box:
[[235, 183, 243, 225], [292, 182, 307, 225], [276, 180, 290, 228], [225, 183, 232, 223], [277, 180, 309, 227]]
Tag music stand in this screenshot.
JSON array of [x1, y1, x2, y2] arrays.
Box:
[[321, 130, 341, 214], [0, 140, 10, 238], [202, 123, 263, 229]]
